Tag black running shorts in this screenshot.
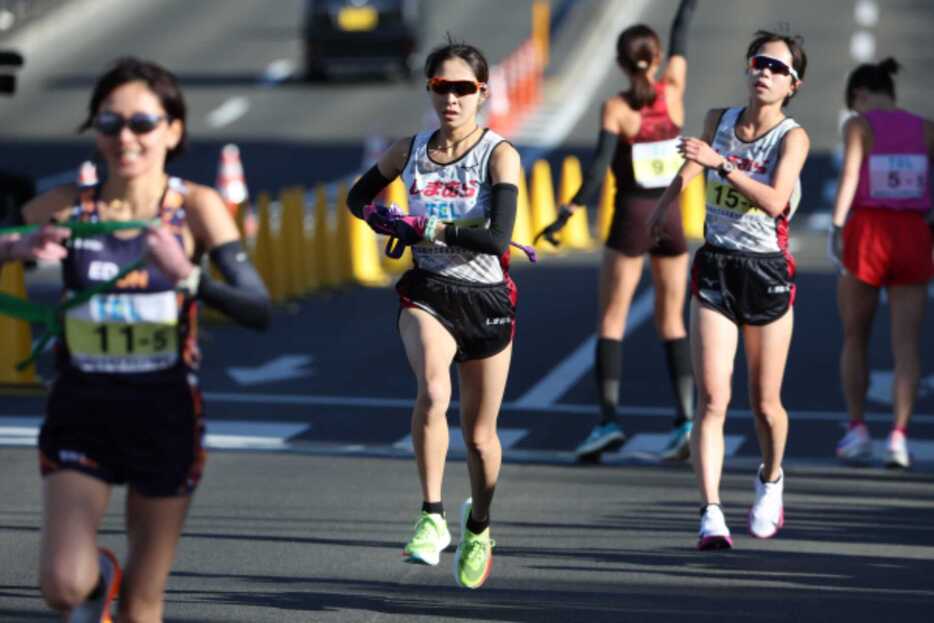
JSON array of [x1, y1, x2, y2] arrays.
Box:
[[606, 191, 687, 257], [38, 372, 206, 497], [690, 244, 796, 326], [396, 268, 517, 362]]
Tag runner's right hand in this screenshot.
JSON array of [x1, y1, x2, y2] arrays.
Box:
[[3, 225, 70, 262], [533, 205, 574, 247]]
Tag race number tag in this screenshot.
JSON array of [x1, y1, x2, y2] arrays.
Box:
[[632, 138, 684, 189], [64, 291, 179, 373], [706, 180, 767, 217], [869, 154, 928, 200]]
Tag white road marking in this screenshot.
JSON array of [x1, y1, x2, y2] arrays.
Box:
[[227, 354, 314, 385], [261, 58, 295, 85], [197, 392, 934, 424], [205, 96, 250, 128], [0, 417, 310, 450], [393, 428, 528, 452], [513, 287, 655, 409], [854, 0, 880, 27], [867, 370, 934, 406], [607, 432, 745, 461], [850, 30, 875, 62]]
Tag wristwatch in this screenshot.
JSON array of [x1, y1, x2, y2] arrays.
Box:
[[717, 159, 735, 178]]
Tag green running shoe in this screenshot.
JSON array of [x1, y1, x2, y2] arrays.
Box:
[[402, 511, 451, 566], [453, 498, 494, 589]]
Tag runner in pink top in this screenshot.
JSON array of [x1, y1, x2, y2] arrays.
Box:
[[829, 58, 934, 470]]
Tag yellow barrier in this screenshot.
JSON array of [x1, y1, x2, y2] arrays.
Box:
[[597, 170, 616, 241], [557, 155, 593, 249], [281, 187, 308, 298], [313, 184, 338, 288], [511, 165, 533, 259], [253, 192, 285, 303], [529, 159, 558, 253], [333, 183, 352, 285], [681, 174, 705, 240], [0, 261, 42, 391], [380, 176, 411, 274]]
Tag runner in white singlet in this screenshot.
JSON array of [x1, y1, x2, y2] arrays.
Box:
[[648, 30, 810, 551]]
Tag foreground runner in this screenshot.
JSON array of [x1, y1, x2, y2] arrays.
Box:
[[648, 31, 809, 550], [20, 58, 270, 622], [537, 0, 698, 462], [829, 58, 934, 469], [347, 40, 521, 589]]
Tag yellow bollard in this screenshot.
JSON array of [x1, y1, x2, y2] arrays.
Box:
[[380, 176, 412, 274], [300, 187, 318, 293], [557, 155, 593, 250], [313, 184, 339, 288], [529, 159, 559, 253], [333, 184, 352, 286], [253, 192, 285, 303], [597, 170, 616, 241], [281, 187, 307, 298], [0, 261, 42, 391], [681, 174, 706, 241], [340, 186, 389, 287], [510, 166, 533, 259], [269, 197, 291, 301]]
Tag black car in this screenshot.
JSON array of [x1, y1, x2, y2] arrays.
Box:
[[303, 0, 422, 80]]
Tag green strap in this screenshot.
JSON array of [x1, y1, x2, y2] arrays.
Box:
[[0, 219, 158, 238]]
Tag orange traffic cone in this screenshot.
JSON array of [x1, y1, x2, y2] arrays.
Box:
[[216, 144, 248, 220]]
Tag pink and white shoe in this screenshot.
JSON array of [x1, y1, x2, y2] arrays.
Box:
[[749, 465, 784, 539], [697, 504, 733, 550]]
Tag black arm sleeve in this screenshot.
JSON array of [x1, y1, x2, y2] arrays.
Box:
[[347, 165, 392, 219], [668, 0, 697, 58], [443, 183, 517, 256], [198, 240, 272, 331], [571, 129, 619, 208]]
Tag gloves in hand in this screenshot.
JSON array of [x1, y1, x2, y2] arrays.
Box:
[[827, 224, 843, 268]]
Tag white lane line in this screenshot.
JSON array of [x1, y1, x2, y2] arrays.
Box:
[[607, 432, 745, 461], [0, 417, 310, 450], [261, 58, 296, 85], [513, 286, 655, 409], [393, 428, 528, 452], [854, 0, 880, 27], [205, 96, 250, 128], [850, 31, 875, 62]]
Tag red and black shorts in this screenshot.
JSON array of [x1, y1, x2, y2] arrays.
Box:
[[38, 371, 206, 497], [606, 192, 688, 257], [690, 244, 796, 326], [396, 268, 517, 362]]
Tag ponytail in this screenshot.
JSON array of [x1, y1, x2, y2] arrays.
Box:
[[845, 56, 899, 109], [616, 24, 660, 110]]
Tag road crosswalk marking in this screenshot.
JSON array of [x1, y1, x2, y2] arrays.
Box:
[[0, 417, 311, 450], [606, 433, 746, 461], [393, 428, 529, 452]]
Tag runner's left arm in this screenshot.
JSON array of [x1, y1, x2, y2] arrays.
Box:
[[347, 137, 411, 219], [152, 184, 271, 330], [663, 0, 696, 90], [435, 142, 520, 255]]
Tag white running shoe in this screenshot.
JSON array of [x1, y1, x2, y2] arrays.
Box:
[[885, 430, 911, 469], [697, 504, 732, 550], [402, 511, 451, 566], [749, 466, 784, 539], [836, 423, 872, 463]]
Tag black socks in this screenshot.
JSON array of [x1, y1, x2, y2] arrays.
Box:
[[594, 338, 622, 424], [466, 513, 490, 534], [664, 337, 694, 427], [422, 501, 444, 516]]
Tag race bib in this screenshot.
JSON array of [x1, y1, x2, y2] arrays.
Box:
[[869, 154, 928, 200], [706, 180, 767, 217], [64, 291, 179, 373], [632, 138, 684, 189]]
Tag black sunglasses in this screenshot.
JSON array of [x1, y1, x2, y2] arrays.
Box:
[[749, 55, 799, 81], [426, 78, 483, 96], [93, 111, 167, 136]]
